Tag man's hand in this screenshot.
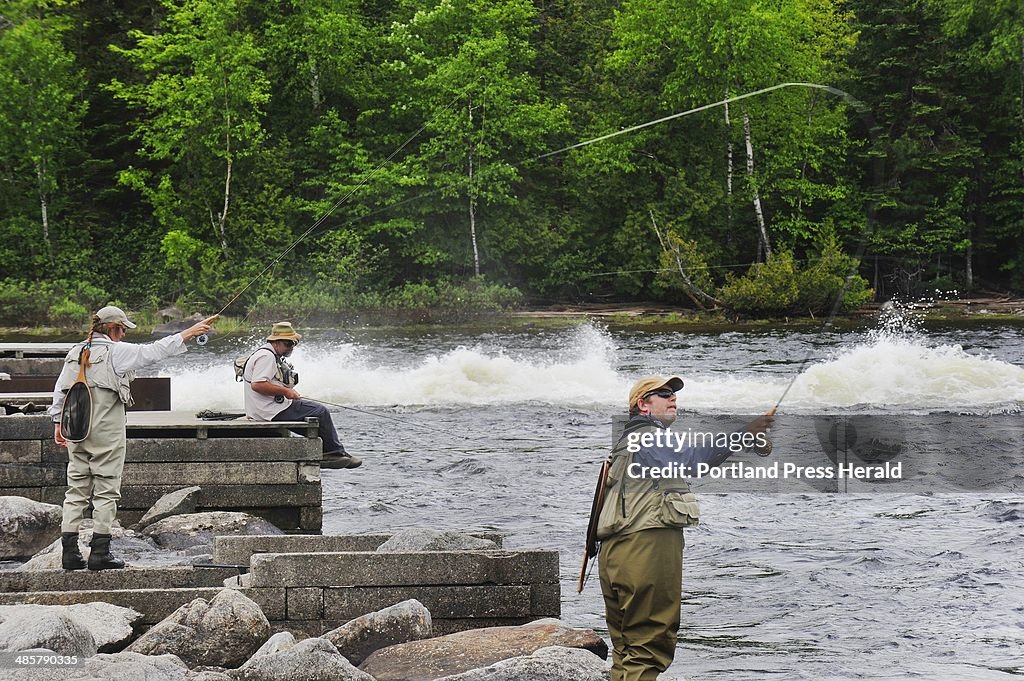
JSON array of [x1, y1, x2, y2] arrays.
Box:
[[745, 407, 776, 436], [283, 387, 301, 400], [54, 422, 67, 447], [181, 314, 219, 342]]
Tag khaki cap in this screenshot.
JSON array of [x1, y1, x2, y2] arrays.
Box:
[[94, 305, 136, 329], [628, 375, 684, 411], [267, 321, 302, 343]]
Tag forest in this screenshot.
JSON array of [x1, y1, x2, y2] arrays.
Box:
[[1, 0, 1021, 323]]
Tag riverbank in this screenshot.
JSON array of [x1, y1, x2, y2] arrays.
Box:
[[2, 297, 1023, 338]]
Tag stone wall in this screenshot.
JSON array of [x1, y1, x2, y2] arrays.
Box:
[[0, 414, 323, 532], [0, 534, 561, 637]]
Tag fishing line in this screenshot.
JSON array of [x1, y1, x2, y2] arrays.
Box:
[[303, 396, 479, 441]]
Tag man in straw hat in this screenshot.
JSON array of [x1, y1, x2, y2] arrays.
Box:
[[595, 376, 774, 680], [49, 305, 217, 571], [241, 322, 361, 469]]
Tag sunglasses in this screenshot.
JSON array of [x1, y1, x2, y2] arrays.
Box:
[[281, 340, 296, 348], [643, 388, 677, 400]]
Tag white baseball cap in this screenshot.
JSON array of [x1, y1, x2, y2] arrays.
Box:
[[94, 305, 137, 329]]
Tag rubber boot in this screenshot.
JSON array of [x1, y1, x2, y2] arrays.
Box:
[[61, 532, 86, 571], [87, 533, 125, 570]]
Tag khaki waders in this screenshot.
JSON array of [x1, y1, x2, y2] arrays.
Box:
[[599, 527, 684, 681], [61, 388, 126, 534]]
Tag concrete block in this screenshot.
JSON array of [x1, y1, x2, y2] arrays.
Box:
[[0, 587, 226, 624], [249, 550, 560, 589], [121, 462, 298, 486], [213, 534, 503, 565], [286, 587, 324, 621], [299, 506, 322, 532], [0, 487, 42, 501], [0, 358, 64, 376], [530, 582, 561, 618], [0, 440, 41, 464], [0, 567, 238, 593], [248, 507, 300, 532], [323, 585, 533, 621], [118, 483, 322, 510], [41, 437, 322, 463], [241, 587, 286, 620], [0, 464, 66, 487], [0, 416, 52, 440], [298, 464, 320, 483]]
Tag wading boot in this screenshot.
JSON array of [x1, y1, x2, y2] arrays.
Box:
[[87, 533, 125, 570], [61, 532, 86, 571]]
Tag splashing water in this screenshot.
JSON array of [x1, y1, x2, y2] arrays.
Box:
[[164, 319, 1024, 412]]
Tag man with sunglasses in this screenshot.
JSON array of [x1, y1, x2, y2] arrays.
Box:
[[241, 322, 361, 469], [596, 376, 774, 680]]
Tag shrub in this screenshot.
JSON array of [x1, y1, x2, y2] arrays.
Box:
[[719, 251, 800, 315]]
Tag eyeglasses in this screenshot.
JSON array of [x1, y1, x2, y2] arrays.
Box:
[[642, 388, 676, 400]]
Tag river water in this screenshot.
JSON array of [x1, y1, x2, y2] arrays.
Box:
[[162, 317, 1024, 680]]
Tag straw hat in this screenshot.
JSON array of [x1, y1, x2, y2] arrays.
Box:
[[628, 376, 684, 411], [267, 321, 302, 343]]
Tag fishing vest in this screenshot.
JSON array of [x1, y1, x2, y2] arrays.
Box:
[[236, 347, 299, 387], [595, 419, 701, 540], [57, 340, 136, 406]]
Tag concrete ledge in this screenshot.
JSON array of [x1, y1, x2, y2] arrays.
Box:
[[0, 567, 238, 592], [213, 533, 505, 565], [0, 440, 42, 464], [0, 464, 65, 486], [40, 438, 322, 463], [250, 551, 560, 589], [324, 585, 533, 620], [122, 462, 300, 486], [0, 415, 52, 440]]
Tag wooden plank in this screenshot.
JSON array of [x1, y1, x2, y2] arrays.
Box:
[[0, 343, 75, 358], [0, 392, 53, 405], [125, 411, 318, 439]]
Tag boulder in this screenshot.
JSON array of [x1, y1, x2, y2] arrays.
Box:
[[435, 646, 609, 681], [248, 631, 298, 658], [0, 602, 142, 653], [187, 671, 235, 681], [359, 619, 608, 681], [325, 599, 432, 666], [376, 529, 498, 553], [0, 607, 97, 657], [19, 524, 184, 570], [125, 588, 270, 669], [230, 637, 375, 681], [82, 651, 190, 680], [141, 512, 283, 551], [135, 486, 202, 531], [0, 496, 61, 559]]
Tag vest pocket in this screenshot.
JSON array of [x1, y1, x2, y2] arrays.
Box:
[[659, 491, 700, 527]]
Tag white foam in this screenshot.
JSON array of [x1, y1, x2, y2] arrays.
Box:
[[165, 323, 1024, 412]]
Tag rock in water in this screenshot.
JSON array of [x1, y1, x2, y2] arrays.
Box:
[[126, 588, 270, 668]]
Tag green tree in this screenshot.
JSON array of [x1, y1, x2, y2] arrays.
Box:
[[0, 0, 87, 271]]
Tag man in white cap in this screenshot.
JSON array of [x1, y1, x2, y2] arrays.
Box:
[[49, 305, 217, 570], [595, 376, 774, 680], [240, 322, 360, 470]]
